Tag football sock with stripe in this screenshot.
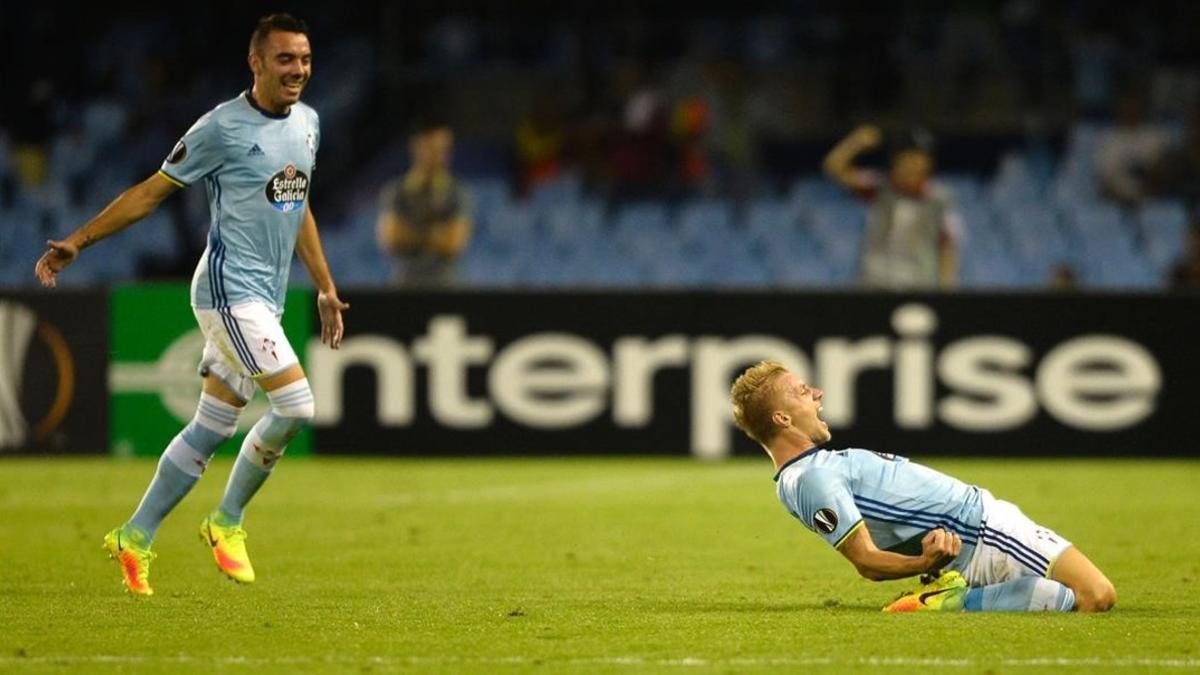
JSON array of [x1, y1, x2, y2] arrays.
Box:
[[127, 394, 241, 544], [216, 379, 313, 525], [963, 577, 1076, 612]]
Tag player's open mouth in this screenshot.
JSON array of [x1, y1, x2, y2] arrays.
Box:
[[283, 81, 304, 93]]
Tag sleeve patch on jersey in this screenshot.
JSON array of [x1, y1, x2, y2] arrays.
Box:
[[167, 140, 187, 164], [813, 508, 839, 534]]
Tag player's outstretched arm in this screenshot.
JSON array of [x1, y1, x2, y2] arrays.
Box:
[[838, 526, 962, 581], [823, 124, 881, 193], [34, 172, 179, 288], [296, 205, 349, 349]]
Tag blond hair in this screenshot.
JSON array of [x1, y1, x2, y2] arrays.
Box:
[[730, 360, 788, 446]]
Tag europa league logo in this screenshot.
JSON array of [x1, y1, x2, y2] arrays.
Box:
[[0, 302, 75, 450]]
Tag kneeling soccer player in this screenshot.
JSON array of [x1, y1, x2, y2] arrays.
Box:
[[730, 361, 1116, 613]]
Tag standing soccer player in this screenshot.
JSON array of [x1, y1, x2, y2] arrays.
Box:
[[730, 361, 1117, 613], [34, 14, 348, 596]]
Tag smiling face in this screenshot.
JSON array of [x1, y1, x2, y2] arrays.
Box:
[[249, 30, 311, 113]]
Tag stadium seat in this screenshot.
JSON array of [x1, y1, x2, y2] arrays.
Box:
[[787, 176, 847, 208], [808, 204, 864, 272], [939, 174, 982, 204], [744, 199, 804, 239], [997, 203, 1070, 281], [676, 199, 733, 241], [542, 199, 605, 248], [1138, 200, 1190, 274], [464, 177, 512, 222]]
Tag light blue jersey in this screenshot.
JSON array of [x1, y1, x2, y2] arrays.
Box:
[[159, 90, 320, 312], [775, 447, 983, 574]]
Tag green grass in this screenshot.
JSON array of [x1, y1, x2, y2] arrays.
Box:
[[1, 457, 1198, 674]]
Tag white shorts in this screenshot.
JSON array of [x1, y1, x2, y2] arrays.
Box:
[[961, 490, 1073, 587], [193, 301, 298, 403]]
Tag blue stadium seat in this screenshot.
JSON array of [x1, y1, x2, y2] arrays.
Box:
[[808, 204, 864, 272], [744, 199, 804, 239], [528, 174, 583, 212], [788, 176, 847, 208], [542, 199, 604, 241], [988, 152, 1044, 204], [481, 203, 538, 251], [676, 199, 732, 241], [461, 250, 521, 286], [1138, 200, 1190, 274], [613, 203, 671, 263], [960, 246, 1026, 288], [123, 211, 180, 260], [957, 203, 1004, 255], [1081, 250, 1162, 290], [769, 254, 835, 287], [996, 203, 1070, 281], [464, 178, 512, 222], [939, 174, 982, 204], [1066, 206, 1137, 272]]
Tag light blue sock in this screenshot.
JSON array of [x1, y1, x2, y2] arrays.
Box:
[[126, 455, 197, 545], [126, 404, 237, 544], [216, 454, 272, 526], [216, 409, 305, 525], [964, 577, 1076, 612]]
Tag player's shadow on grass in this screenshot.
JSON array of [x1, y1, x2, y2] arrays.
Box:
[[644, 600, 879, 613]]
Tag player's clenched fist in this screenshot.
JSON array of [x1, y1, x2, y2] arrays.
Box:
[[921, 528, 962, 570]]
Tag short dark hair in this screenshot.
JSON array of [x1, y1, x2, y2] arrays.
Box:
[[250, 13, 309, 54]]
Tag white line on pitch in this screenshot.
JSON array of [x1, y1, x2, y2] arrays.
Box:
[[0, 655, 1197, 668]]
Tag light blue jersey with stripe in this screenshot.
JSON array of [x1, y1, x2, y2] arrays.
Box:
[[775, 448, 983, 574], [160, 91, 320, 313]]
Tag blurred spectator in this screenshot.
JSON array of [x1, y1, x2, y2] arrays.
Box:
[[1050, 262, 1079, 291], [10, 79, 57, 189], [1152, 109, 1200, 210], [824, 124, 960, 290], [1095, 94, 1173, 207], [376, 121, 473, 287], [1168, 226, 1200, 290], [670, 94, 714, 195], [607, 63, 670, 201], [515, 89, 568, 197]]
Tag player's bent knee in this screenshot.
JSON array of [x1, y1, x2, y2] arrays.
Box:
[[266, 378, 315, 423]]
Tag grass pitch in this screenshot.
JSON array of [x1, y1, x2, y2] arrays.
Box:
[[0, 456, 1197, 674]]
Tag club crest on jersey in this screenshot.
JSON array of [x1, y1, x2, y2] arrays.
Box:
[[813, 508, 839, 534], [265, 163, 308, 212]]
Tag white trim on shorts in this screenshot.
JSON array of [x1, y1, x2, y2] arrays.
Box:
[[961, 489, 1073, 587], [193, 301, 299, 402]]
